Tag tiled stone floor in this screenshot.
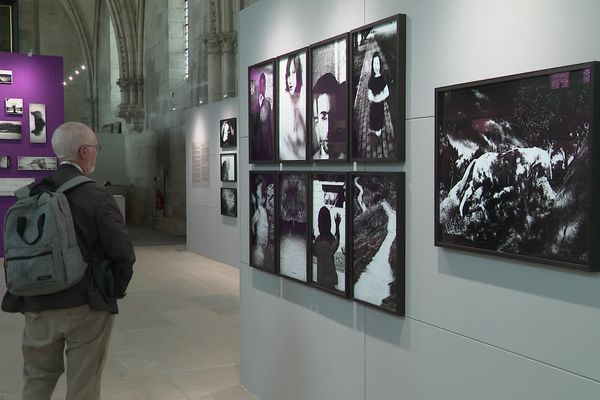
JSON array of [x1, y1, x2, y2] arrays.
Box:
[[0, 245, 254, 400]]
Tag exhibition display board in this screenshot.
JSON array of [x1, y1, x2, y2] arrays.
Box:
[[0, 52, 64, 257]]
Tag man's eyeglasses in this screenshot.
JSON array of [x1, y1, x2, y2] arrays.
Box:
[[84, 144, 102, 152]]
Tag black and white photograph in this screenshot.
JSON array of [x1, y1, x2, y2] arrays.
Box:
[[277, 49, 307, 161], [351, 14, 406, 161], [220, 153, 237, 182], [17, 156, 57, 171], [0, 178, 35, 197], [278, 172, 308, 282], [351, 173, 405, 314], [221, 187, 237, 217], [436, 63, 598, 271], [248, 60, 275, 163], [310, 173, 347, 293], [0, 69, 12, 84], [29, 103, 47, 144], [5, 97, 23, 116], [220, 117, 237, 148], [0, 120, 21, 140], [0, 155, 10, 169], [310, 34, 349, 162], [250, 171, 276, 272]]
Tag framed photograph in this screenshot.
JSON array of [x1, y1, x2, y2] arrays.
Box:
[[277, 48, 308, 162], [29, 103, 47, 144], [220, 187, 237, 217], [310, 173, 348, 295], [0, 69, 12, 84], [0, 178, 35, 197], [0, 155, 10, 169], [249, 171, 276, 273], [0, 120, 21, 140], [248, 60, 275, 163], [17, 156, 57, 171], [436, 62, 600, 271], [350, 14, 406, 162], [5, 97, 23, 116], [350, 173, 405, 315], [309, 34, 349, 162], [278, 172, 309, 282], [220, 153, 237, 182], [0, 1, 17, 53], [220, 117, 237, 148]]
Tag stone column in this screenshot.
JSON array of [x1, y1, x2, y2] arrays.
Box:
[[204, 34, 222, 102], [221, 33, 237, 98]]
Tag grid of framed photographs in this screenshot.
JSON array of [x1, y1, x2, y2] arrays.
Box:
[[246, 14, 407, 316], [435, 62, 600, 272]]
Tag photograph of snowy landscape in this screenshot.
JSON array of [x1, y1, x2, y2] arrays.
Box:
[[436, 64, 596, 269], [351, 173, 404, 314]]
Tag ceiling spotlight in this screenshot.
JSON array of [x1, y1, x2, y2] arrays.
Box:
[[223, 94, 228, 98], [63, 82, 67, 86], [81, 65, 86, 70], [75, 70, 79, 75], [68, 76, 73, 80], [172, 107, 177, 111]]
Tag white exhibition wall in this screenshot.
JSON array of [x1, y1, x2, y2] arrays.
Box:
[[236, 0, 600, 399], [185, 99, 240, 268]]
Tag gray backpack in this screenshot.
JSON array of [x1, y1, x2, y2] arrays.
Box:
[[3, 176, 93, 296]]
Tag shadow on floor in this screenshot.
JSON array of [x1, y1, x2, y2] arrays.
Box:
[[127, 226, 186, 247]]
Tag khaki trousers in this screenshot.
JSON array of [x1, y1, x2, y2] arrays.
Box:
[[22, 305, 114, 400]]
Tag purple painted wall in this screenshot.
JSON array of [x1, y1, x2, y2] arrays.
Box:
[[0, 51, 65, 257]]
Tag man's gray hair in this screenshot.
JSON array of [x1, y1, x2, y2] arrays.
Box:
[[51, 122, 94, 161]]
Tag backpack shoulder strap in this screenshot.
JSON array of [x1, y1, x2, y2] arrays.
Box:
[[56, 176, 95, 193], [14, 185, 32, 200]]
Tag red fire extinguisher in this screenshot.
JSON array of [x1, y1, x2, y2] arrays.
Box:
[[156, 189, 164, 210]]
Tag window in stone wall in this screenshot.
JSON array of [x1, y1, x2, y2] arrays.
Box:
[[184, 0, 189, 79]]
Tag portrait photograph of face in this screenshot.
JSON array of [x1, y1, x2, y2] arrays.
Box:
[[351, 173, 405, 315], [221, 187, 237, 217], [250, 172, 276, 272], [277, 49, 307, 161], [351, 15, 405, 161], [278, 172, 308, 282], [310, 173, 347, 294], [220, 153, 237, 182], [310, 35, 349, 162], [220, 117, 237, 148], [5, 97, 23, 116], [248, 61, 275, 163]]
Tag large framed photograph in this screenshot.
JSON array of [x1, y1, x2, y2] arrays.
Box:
[[220, 117, 237, 148], [278, 172, 309, 282], [220, 187, 237, 217], [0, 155, 10, 169], [220, 153, 237, 182], [310, 173, 348, 295], [5, 97, 23, 116], [17, 156, 57, 171], [249, 171, 276, 273], [309, 34, 349, 162], [0, 120, 21, 140], [248, 60, 275, 163], [436, 62, 600, 271], [0, 69, 12, 84], [277, 48, 308, 162], [350, 173, 405, 315], [29, 103, 47, 144], [350, 14, 406, 162]]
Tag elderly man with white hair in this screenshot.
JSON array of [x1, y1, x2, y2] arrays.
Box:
[[2, 121, 136, 400]]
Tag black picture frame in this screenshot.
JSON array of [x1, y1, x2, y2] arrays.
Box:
[[249, 171, 276, 273], [277, 172, 309, 283], [309, 33, 349, 162], [0, 0, 18, 53], [17, 156, 57, 171], [309, 172, 348, 296], [349, 172, 405, 315], [220, 117, 237, 148], [220, 187, 237, 217], [220, 153, 237, 182], [276, 48, 309, 162], [350, 14, 406, 162], [0, 155, 10, 169], [248, 59, 276, 163], [435, 62, 600, 272]]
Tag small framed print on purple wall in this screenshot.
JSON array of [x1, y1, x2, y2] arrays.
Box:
[[0, 120, 21, 140], [435, 62, 600, 271], [248, 60, 275, 163], [0, 69, 12, 84], [29, 103, 47, 144], [5, 97, 22, 116], [17, 156, 57, 171]]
